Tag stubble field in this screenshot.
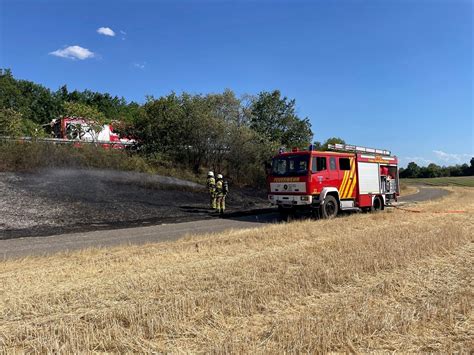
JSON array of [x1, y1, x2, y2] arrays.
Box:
[[0, 187, 472, 352]]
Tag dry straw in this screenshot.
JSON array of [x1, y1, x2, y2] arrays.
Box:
[[0, 187, 472, 352]]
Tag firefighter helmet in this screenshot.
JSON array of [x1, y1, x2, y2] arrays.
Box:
[[207, 171, 214, 177], [217, 174, 223, 179]]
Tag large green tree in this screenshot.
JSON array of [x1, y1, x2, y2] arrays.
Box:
[[313, 137, 346, 150], [400, 162, 421, 178], [249, 90, 313, 148], [421, 163, 442, 178], [0, 69, 62, 125], [138, 93, 185, 156]]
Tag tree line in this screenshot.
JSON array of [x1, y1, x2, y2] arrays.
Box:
[[0, 69, 318, 185], [399, 160, 474, 179], [4, 69, 468, 183]]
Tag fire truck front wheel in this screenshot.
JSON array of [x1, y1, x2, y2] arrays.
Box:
[[278, 205, 294, 222], [321, 195, 339, 219]]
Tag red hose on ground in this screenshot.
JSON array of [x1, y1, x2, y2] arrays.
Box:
[[390, 205, 467, 214]]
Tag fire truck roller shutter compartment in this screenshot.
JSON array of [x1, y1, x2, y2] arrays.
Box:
[[357, 162, 380, 194]]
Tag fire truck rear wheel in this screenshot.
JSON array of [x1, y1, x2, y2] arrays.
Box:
[[372, 196, 383, 212], [321, 195, 338, 219]]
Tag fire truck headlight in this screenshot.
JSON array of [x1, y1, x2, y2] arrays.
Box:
[[300, 196, 309, 201]]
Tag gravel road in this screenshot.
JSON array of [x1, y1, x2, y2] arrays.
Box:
[[0, 213, 280, 259], [398, 185, 449, 203], [0, 184, 449, 259]]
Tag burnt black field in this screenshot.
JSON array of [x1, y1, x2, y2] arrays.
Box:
[[0, 169, 268, 239]]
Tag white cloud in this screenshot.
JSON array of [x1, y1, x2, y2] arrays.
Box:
[[400, 150, 472, 168], [97, 27, 116, 37], [49, 45, 95, 60], [401, 156, 433, 166], [120, 30, 127, 40], [133, 62, 146, 70], [433, 150, 472, 164]]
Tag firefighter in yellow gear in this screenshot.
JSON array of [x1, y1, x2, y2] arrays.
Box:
[[215, 174, 228, 214], [206, 171, 216, 209]]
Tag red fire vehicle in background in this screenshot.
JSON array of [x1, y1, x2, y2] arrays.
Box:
[[48, 117, 137, 149], [267, 143, 399, 218], [0, 116, 138, 149]]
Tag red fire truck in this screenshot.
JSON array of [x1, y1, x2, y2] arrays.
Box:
[[49, 117, 136, 149], [0, 117, 137, 149], [267, 143, 399, 218]]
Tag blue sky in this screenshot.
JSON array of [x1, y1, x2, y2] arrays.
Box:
[[0, 0, 472, 167]]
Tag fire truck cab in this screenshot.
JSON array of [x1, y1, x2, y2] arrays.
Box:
[[267, 143, 399, 218]]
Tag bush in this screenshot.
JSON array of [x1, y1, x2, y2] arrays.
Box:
[[0, 142, 213, 186], [0, 141, 152, 173], [0, 108, 23, 136]]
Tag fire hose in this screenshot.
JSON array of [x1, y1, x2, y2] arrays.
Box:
[[388, 204, 467, 214]]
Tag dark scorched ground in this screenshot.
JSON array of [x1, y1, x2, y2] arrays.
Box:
[[0, 169, 269, 239]]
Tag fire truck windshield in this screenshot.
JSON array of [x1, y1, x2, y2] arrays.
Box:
[[271, 154, 309, 176]]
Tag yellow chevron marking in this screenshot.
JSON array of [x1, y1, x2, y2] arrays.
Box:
[[339, 170, 349, 195], [338, 171, 346, 194], [349, 163, 357, 197], [345, 161, 358, 198], [342, 160, 356, 198], [347, 173, 357, 198]]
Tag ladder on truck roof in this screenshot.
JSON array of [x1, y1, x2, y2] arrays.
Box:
[[327, 143, 391, 156]]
